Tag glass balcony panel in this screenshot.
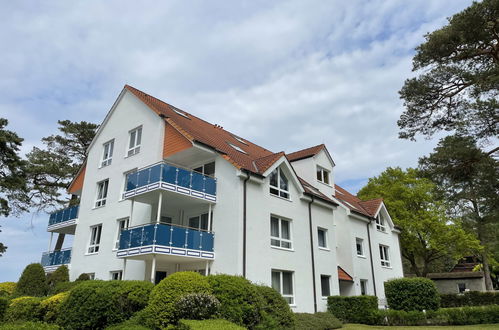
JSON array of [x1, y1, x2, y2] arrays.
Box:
[[69, 205, 79, 220], [162, 164, 177, 184], [41, 253, 49, 267], [191, 172, 205, 192], [119, 229, 131, 249], [137, 169, 150, 189], [149, 164, 162, 184], [201, 232, 214, 252], [176, 168, 191, 188], [55, 211, 63, 224], [41, 249, 71, 267], [142, 224, 156, 246], [130, 228, 143, 248], [171, 226, 187, 248], [62, 208, 69, 222], [204, 177, 217, 195], [186, 228, 202, 250], [155, 224, 171, 246], [126, 172, 138, 191]]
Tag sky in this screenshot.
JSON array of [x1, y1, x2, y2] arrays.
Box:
[[0, 0, 473, 281]]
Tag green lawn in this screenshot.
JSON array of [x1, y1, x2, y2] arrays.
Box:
[[343, 324, 499, 330]]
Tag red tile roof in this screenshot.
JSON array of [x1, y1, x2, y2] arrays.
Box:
[[287, 144, 325, 162], [253, 152, 285, 174], [338, 266, 353, 281], [334, 184, 383, 218]]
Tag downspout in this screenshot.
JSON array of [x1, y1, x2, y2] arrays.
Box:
[[308, 195, 318, 313], [366, 218, 377, 296], [243, 171, 250, 278]]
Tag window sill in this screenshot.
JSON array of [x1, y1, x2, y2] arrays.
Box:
[[85, 252, 99, 256], [124, 151, 140, 159], [357, 255, 367, 259], [99, 163, 112, 169], [376, 228, 389, 234], [270, 193, 292, 202], [381, 265, 392, 269], [317, 180, 332, 188], [92, 205, 106, 210], [271, 246, 294, 252], [318, 247, 330, 251], [321, 296, 329, 300], [289, 304, 297, 308]]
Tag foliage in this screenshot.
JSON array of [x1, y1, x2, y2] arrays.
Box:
[[377, 309, 426, 326], [57, 280, 153, 330], [358, 167, 481, 276], [293, 312, 342, 330], [327, 295, 378, 324], [14, 263, 49, 297], [146, 271, 211, 328], [384, 278, 440, 311], [177, 319, 246, 330], [39, 292, 69, 323], [76, 273, 91, 281], [440, 291, 499, 307], [25, 120, 98, 210], [0, 282, 16, 297], [254, 284, 295, 330], [174, 292, 220, 321], [398, 0, 499, 142], [0, 297, 8, 321], [4, 296, 43, 322], [104, 322, 150, 330], [207, 274, 264, 329], [51, 281, 79, 294], [46, 265, 69, 295], [0, 322, 60, 330]]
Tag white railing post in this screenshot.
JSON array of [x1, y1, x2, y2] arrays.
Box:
[[156, 192, 163, 224], [207, 204, 212, 232], [48, 232, 53, 251], [150, 255, 156, 283]]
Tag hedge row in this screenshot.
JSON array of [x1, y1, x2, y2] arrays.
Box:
[[294, 312, 342, 330], [327, 295, 378, 324], [440, 291, 499, 307], [177, 319, 245, 330]]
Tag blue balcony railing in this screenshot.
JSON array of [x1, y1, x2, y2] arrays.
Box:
[[118, 223, 214, 254], [41, 248, 71, 267], [48, 205, 79, 227], [124, 162, 217, 200]]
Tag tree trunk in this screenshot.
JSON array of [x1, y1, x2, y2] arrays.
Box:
[[481, 252, 494, 290]]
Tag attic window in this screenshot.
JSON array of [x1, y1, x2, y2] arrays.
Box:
[[232, 135, 248, 145], [172, 107, 189, 119], [227, 142, 247, 154]]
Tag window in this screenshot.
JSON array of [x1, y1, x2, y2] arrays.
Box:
[[379, 245, 390, 267], [270, 216, 292, 249], [101, 140, 114, 167], [160, 216, 172, 224], [227, 142, 247, 154], [193, 162, 215, 176], [318, 228, 328, 248], [110, 271, 122, 280], [88, 225, 102, 254], [114, 218, 129, 249], [189, 213, 209, 231], [232, 135, 248, 145], [360, 279, 368, 295], [375, 214, 386, 232], [321, 275, 331, 297], [458, 283, 466, 293], [86, 273, 95, 280], [269, 167, 289, 199], [272, 270, 294, 304], [356, 238, 364, 256], [127, 126, 142, 157], [316, 166, 330, 185], [172, 107, 189, 119], [95, 180, 109, 207]]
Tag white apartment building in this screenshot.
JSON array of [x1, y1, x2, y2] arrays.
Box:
[[42, 85, 403, 312]]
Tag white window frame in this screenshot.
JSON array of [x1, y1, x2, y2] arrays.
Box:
[[87, 224, 102, 254], [271, 270, 295, 305], [114, 217, 129, 250], [375, 214, 386, 232], [379, 244, 390, 267], [101, 139, 114, 167], [317, 227, 328, 249], [95, 179, 109, 208], [127, 126, 142, 157], [193, 161, 215, 177], [360, 279, 368, 295], [316, 166, 330, 185], [270, 216, 293, 250], [356, 237, 364, 257], [188, 213, 210, 231], [86, 273, 95, 280], [320, 275, 331, 298], [269, 167, 290, 199], [110, 270, 123, 280]]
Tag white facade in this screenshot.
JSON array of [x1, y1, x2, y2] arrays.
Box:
[[42, 86, 403, 313]]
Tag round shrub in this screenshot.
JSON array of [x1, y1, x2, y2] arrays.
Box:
[[4, 296, 43, 322], [174, 293, 220, 321], [40, 291, 69, 323], [46, 265, 69, 295], [14, 264, 48, 297], [294, 312, 342, 330], [254, 285, 295, 329], [385, 277, 440, 311], [76, 273, 90, 281], [147, 271, 212, 328], [57, 280, 154, 329], [207, 274, 264, 329], [0, 282, 16, 297]]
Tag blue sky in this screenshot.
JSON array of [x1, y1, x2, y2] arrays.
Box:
[[0, 0, 473, 281]]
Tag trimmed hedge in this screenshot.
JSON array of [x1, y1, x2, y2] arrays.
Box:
[[440, 291, 499, 307], [39, 292, 69, 323], [0, 297, 9, 321], [378, 309, 426, 326], [147, 271, 212, 328], [207, 274, 264, 329], [14, 264, 48, 297], [174, 293, 220, 321], [384, 277, 440, 311], [254, 284, 295, 329], [327, 295, 378, 324], [0, 282, 16, 297], [0, 322, 60, 330], [294, 312, 342, 330], [57, 280, 153, 329], [46, 265, 69, 295], [4, 296, 43, 322], [51, 281, 80, 294], [177, 319, 246, 330]]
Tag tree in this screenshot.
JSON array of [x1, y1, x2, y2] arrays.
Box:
[[358, 167, 481, 277], [419, 135, 499, 290], [398, 0, 499, 143], [25, 120, 98, 211], [46, 265, 69, 295], [0, 226, 6, 257], [14, 263, 49, 297]]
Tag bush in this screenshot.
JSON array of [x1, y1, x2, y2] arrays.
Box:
[[254, 284, 295, 329], [104, 320, 151, 330], [76, 273, 91, 281], [174, 293, 220, 321], [177, 319, 246, 330], [0, 297, 9, 321], [46, 265, 69, 295], [327, 295, 378, 324], [377, 309, 426, 326], [14, 264, 49, 297], [428, 305, 499, 325], [39, 292, 69, 323], [440, 291, 499, 307], [0, 282, 16, 297], [147, 271, 211, 328], [57, 280, 154, 329], [384, 277, 439, 311], [51, 281, 79, 294], [0, 321, 60, 329], [294, 313, 342, 330], [4, 296, 43, 322]]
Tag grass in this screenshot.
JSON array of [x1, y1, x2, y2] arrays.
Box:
[[343, 324, 499, 330]]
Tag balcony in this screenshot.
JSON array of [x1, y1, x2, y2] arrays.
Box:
[[122, 162, 217, 203], [116, 223, 215, 260], [47, 205, 79, 234], [41, 248, 71, 272]]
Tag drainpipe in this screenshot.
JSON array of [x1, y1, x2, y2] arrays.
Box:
[[308, 196, 318, 313], [366, 219, 377, 296], [242, 171, 250, 278]]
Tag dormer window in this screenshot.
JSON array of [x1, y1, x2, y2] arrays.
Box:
[[375, 213, 386, 232], [270, 167, 289, 199], [316, 166, 330, 185]]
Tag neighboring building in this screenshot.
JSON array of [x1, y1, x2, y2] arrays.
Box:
[[426, 257, 487, 294], [42, 85, 403, 312]]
